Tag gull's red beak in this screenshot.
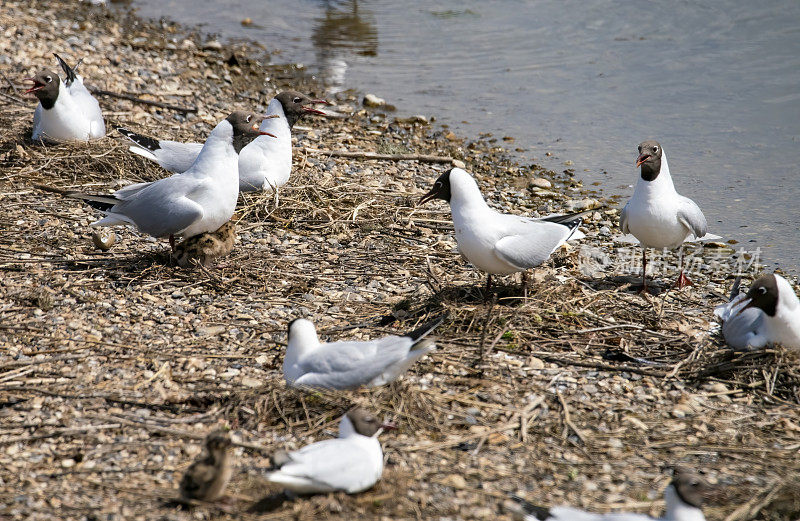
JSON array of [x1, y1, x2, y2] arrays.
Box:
[[380, 420, 397, 431], [636, 153, 650, 167], [23, 78, 44, 94], [259, 130, 277, 138]]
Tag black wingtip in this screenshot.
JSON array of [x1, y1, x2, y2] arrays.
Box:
[[53, 53, 77, 84], [115, 127, 161, 152], [510, 495, 551, 520], [404, 313, 448, 341]]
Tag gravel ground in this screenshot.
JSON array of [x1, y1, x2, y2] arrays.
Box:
[[1, 2, 799, 520]]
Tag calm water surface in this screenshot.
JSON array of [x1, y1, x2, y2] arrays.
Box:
[[128, 0, 800, 273]]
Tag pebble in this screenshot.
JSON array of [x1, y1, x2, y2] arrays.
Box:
[[529, 178, 552, 189], [363, 94, 386, 107]]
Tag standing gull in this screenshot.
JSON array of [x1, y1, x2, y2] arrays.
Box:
[[511, 466, 712, 521], [265, 408, 393, 494], [117, 91, 328, 193], [26, 53, 105, 142], [418, 168, 586, 293], [714, 273, 800, 351], [283, 316, 443, 390], [620, 141, 708, 292], [37, 111, 274, 250]]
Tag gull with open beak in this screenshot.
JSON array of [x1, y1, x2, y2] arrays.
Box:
[[117, 91, 329, 195], [620, 141, 709, 292], [714, 273, 800, 351], [265, 408, 395, 494], [27, 53, 105, 142]]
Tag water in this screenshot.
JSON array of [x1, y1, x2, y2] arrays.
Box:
[[127, 0, 800, 273]]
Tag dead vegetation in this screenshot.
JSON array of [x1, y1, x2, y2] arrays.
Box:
[[0, 1, 799, 520]]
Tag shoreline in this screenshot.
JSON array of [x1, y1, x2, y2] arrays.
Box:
[[1, 1, 799, 520]]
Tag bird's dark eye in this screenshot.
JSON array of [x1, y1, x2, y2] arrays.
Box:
[[246, 114, 252, 122], [653, 146, 658, 153], [759, 287, 767, 294], [637, 146, 641, 152], [45, 76, 52, 83], [293, 97, 301, 103]]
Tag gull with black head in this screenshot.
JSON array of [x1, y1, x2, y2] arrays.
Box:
[[283, 315, 443, 390], [265, 408, 394, 494], [511, 466, 712, 521], [117, 90, 329, 195], [26, 53, 105, 142], [714, 273, 800, 351], [418, 167, 587, 296], [620, 141, 709, 292], [36, 111, 274, 251]]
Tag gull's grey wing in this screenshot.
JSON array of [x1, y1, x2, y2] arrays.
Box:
[[293, 336, 414, 390], [619, 203, 630, 235], [493, 221, 573, 270], [155, 140, 204, 173], [721, 307, 769, 351], [104, 175, 205, 238], [676, 195, 708, 239]]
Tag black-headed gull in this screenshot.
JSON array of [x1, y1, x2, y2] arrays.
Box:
[[179, 429, 233, 502], [511, 467, 711, 521], [26, 54, 105, 143], [266, 408, 393, 494], [714, 273, 800, 351], [42, 111, 274, 250], [418, 167, 586, 293], [620, 141, 708, 292], [283, 316, 443, 390], [117, 91, 328, 193]]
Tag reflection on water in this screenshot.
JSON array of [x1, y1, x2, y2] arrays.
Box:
[[312, 1, 377, 92]]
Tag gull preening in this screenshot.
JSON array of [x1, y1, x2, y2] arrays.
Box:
[[418, 167, 586, 293], [620, 141, 708, 292], [283, 316, 443, 390], [27, 53, 105, 143], [117, 90, 328, 193], [179, 429, 234, 502], [511, 467, 711, 521], [38, 111, 273, 249], [265, 408, 392, 494], [714, 273, 800, 351]]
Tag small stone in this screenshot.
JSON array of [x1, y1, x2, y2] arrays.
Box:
[[91, 229, 116, 251], [441, 474, 467, 489], [451, 159, 466, 169], [527, 357, 545, 370], [363, 94, 385, 107], [203, 40, 222, 51], [529, 178, 552, 189], [61, 458, 76, 468], [241, 18, 253, 26]]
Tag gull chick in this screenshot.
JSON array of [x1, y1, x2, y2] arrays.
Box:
[[38, 111, 273, 251], [511, 466, 712, 521], [265, 408, 393, 494], [714, 273, 800, 351], [620, 141, 708, 291], [117, 91, 328, 193], [172, 220, 236, 268], [418, 168, 586, 292], [180, 429, 234, 502], [283, 316, 443, 390], [26, 53, 105, 142]]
